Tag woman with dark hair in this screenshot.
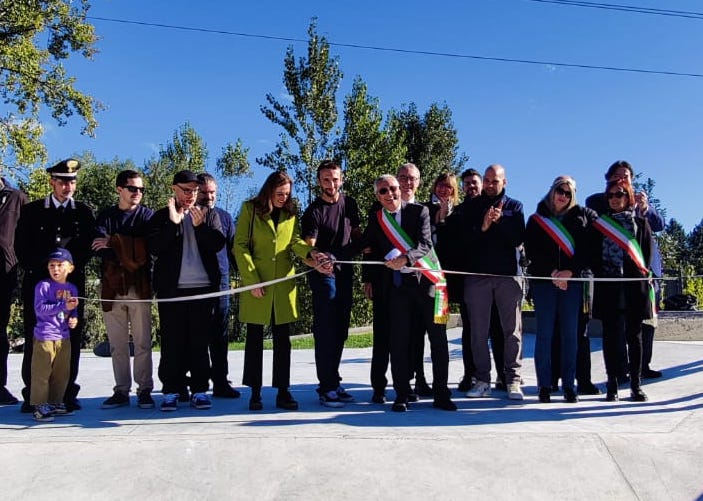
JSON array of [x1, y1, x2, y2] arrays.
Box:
[[524, 176, 596, 403], [233, 171, 317, 411], [591, 179, 653, 402]]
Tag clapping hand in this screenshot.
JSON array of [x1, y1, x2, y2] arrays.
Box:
[[167, 197, 184, 224]]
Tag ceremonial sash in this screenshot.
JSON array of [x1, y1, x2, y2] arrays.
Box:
[[530, 214, 575, 258], [593, 214, 656, 317], [377, 208, 449, 324]]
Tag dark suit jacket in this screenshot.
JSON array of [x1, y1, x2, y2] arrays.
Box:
[[356, 201, 434, 292]]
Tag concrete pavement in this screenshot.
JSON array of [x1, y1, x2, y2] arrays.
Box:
[[1, 328, 702, 500]]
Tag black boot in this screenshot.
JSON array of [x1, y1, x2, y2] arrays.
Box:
[[606, 378, 619, 402], [538, 387, 551, 403], [563, 388, 579, 403], [249, 387, 263, 411], [276, 388, 299, 410], [630, 378, 648, 402]]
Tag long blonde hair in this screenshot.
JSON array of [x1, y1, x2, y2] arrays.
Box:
[[543, 175, 577, 215]]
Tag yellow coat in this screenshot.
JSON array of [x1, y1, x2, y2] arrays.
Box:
[[233, 201, 312, 325]]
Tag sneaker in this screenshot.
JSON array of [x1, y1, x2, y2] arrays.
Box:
[[0, 387, 19, 405], [320, 390, 345, 408], [336, 386, 355, 403], [507, 382, 524, 400], [160, 393, 179, 412], [33, 403, 54, 422], [190, 392, 212, 410], [137, 390, 155, 409], [466, 381, 491, 398], [52, 403, 75, 416], [101, 391, 130, 409]]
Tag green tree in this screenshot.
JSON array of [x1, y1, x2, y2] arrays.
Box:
[[0, 0, 102, 169], [258, 18, 342, 204], [387, 102, 468, 201], [142, 122, 208, 210], [216, 138, 252, 212], [633, 176, 666, 223], [659, 218, 688, 271], [336, 77, 407, 215], [687, 219, 703, 275]]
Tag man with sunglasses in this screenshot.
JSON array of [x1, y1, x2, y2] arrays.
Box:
[[92, 170, 155, 409], [148, 170, 225, 412], [14, 158, 96, 412]]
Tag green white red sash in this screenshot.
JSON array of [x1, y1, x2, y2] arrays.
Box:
[[530, 214, 575, 258], [377, 208, 449, 324], [593, 214, 656, 318], [593, 215, 649, 276]]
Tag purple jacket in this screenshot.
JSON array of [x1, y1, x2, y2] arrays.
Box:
[[33, 279, 78, 341]]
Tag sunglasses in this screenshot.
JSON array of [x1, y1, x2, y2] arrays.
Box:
[[607, 191, 627, 200], [555, 187, 572, 198], [378, 185, 400, 195], [122, 185, 145, 194]]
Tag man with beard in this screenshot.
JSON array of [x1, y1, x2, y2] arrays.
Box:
[[301, 160, 361, 408]]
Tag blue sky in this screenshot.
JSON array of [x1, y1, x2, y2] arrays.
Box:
[[39, 1, 703, 231]]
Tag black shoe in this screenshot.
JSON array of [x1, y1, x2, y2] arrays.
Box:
[[178, 389, 190, 403], [407, 392, 419, 403], [564, 388, 579, 403], [577, 382, 602, 395], [101, 391, 130, 409], [606, 382, 619, 402], [0, 387, 18, 405], [213, 384, 241, 399], [642, 368, 662, 379], [371, 391, 386, 404], [432, 398, 457, 411], [538, 387, 551, 403], [64, 398, 81, 412], [249, 396, 263, 411], [391, 401, 407, 412], [414, 380, 433, 397], [457, 377, 472, 393], [21, 401, 34, 413], [137, 390, 155, 409], [630, 388, 648, 402], [275, 390, 299, 411]]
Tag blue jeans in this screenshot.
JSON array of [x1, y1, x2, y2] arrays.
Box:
[[308, 265, 353, 393], [531, 281, 582, 390]]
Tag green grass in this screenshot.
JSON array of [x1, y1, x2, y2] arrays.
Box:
[[227, 331, 373, 350]]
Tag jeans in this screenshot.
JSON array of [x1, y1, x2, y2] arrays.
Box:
[[308, 266, 353, 393], [531, 281, 581, 390]]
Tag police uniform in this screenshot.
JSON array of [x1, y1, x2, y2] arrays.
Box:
[[14, 159, 95, 411]]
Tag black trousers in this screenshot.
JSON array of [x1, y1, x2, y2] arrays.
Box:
[[242, 322, 291, 390], [0, 268, 17, 388], [370, 282, 391, 392], [389, 280, 449, 401], [21, 269, 84, 403], [158, 288, 215, 395], [601, 308, 643, 386], [641, 323, 655, 371], [209, 287, 231, 387]]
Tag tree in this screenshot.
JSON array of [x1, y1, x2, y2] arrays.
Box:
[[142, 122, 208, 210], [336, 77, 406, 214], [215, 139, 253, 213], [0, 0, 102, 170], [258, 18, 342, 204], [687, 219, 703, 275], [633, 176, 666, 222], [387, 102, 468, 201], [659, 218, 688, 271]]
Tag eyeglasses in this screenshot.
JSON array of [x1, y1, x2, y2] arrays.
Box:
[[122, 185, 145, 194], [378, 186, 400, 195], [398, 175, 419, 183], [555, 187, 572, 199], [607, 191, 627, 200], [175, 185, 199, 196]]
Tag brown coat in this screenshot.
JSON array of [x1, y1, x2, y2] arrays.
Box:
[[100, 234, 151, 312]]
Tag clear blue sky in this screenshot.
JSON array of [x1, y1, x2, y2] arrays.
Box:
[[39, 0, 703, 231]]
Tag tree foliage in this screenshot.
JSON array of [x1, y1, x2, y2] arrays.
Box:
[[659, 218, 688, 271], [258, 18, 342, 204], [0, 0, 102, 169], [687, 219, 703, 275], [387, 102, 468, 201]]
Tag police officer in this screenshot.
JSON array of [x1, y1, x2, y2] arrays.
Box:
[[14, 159, 95, 412]]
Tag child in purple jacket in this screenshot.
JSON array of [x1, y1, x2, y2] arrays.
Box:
[[31, 248, 79, 422]]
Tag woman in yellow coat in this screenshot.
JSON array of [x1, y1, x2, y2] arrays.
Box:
[[233, 171, 315, 411]]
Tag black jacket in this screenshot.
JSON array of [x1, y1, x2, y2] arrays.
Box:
[[0, 180, 28, 274], [147, 206, 225, 298]]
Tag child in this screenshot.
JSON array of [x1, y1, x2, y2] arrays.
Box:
[[30, 248, 80, 422]]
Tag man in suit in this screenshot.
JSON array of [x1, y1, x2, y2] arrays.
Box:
[[14, 158, 96, 412], [0, 175, 28, 405], [359, 174, 455, 412]]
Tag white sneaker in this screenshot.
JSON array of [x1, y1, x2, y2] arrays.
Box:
[[508, 382, 524, 400], [466, 381, 491, 398]]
